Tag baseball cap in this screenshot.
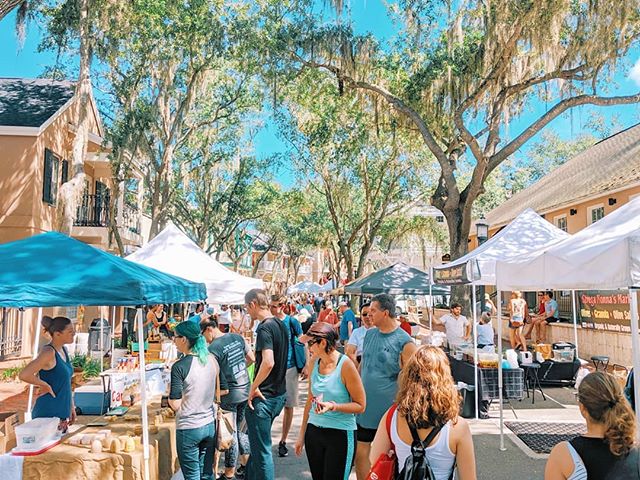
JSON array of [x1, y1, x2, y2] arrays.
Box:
[[338, 301, 348, 307], [299, 322, 337, 344]]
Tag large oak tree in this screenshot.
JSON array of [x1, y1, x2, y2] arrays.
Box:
[[276, 0, 640, 262]]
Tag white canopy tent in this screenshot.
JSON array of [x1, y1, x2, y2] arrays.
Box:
[[496, 197, 640, 416], [127, 224, 263, 305], [287, 280, 323, 295], [434, 208, 570, 285], [433, 208, 569, 445]]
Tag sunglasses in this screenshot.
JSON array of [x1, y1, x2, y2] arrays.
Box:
[[307, 337, 322, 347], [361, 313, 368, 317], [174, 335, 184, 339]]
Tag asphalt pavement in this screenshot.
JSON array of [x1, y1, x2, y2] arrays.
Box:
[[267, 377, 558, 480]]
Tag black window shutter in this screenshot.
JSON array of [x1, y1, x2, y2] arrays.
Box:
[[50, 155, 59, 205], [61, 160, 69, 184], [43, 149, 52, 204], [42, 149, 60, 205]]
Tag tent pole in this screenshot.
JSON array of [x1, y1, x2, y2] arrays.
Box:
[[111, 306, 116, 368], [26, 307, 43, 421], [429, 266, 433, 331], [629, 288, 640, 424], [100, 306, 105, 373], [571, 290, 579, 359], [471, 284, 478, 420], [136, 307, 151, 480], [497, 289, 505, 451]]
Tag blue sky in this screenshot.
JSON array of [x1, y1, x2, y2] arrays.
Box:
[[2, 3, 640, 188]]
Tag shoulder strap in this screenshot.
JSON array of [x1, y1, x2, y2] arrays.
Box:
[[288, 317, 296, 344], [410, 422, 444, 450], [386, 403, 397, 452]]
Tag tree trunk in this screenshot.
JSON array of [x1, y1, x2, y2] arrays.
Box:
[[354, 241, 374, 279], [252, 249, 270, 276], [107, 189, 125, 256], [443, 203, 473, 314], [56, 0, 91, 235]]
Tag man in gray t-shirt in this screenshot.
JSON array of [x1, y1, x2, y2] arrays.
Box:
[[354, 294, 417, 480]]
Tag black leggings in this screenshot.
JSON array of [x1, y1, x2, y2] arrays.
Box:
[[305, 423, 356, 480]]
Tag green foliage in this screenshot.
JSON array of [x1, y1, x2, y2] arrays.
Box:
[[71, 353, 88, 369], [82, 358, 102, 379], [0, 363, 26, 382], [276, 71, 435, 279], [281, 0, 640, 262]]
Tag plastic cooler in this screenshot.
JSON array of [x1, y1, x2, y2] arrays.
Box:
[[74, 383, 111, 415], [552, 342, 576, 363], [15, 417, 60, 451]]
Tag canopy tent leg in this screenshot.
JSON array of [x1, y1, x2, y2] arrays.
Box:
[[497, 290, 505, 451], [429, 266, 433, 331], [472, 283, 479, 420], [26, 307, 43, 421], [136, 307, 151, 480], [571, 290, 579, 359], [629, 288, 640, 423], [100, 306, 105, 373], [111, 306, 116, 368]]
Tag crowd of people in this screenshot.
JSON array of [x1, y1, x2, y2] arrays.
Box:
[[16, 288, 640, 480]]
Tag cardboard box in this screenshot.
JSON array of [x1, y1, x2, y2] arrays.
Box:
[[0, 412, 20, 454]]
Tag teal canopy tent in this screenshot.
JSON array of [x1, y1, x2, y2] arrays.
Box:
[[0, 232, 206, 307], [344, 262, 450, 296], [0, 232, 205, 480]]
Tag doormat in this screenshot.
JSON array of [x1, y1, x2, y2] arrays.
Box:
[[504, 421, 586, 454]]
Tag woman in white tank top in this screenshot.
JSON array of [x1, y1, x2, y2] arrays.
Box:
[[368, 346, 477, 480]]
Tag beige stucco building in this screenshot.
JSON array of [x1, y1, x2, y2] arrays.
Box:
[[482, 123, 640, 238], [0, 78, 146, 360], [475, 123, 640, 365]]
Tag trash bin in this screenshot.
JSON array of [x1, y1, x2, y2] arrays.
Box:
[[89, 318, 111, 355], [457, 382, 476, 419]]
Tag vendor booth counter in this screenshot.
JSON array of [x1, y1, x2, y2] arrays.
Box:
[[10, 399, 177, 480], [447, 354, 524, 418]]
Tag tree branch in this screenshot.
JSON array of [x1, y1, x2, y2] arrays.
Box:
[[490, 92, 640, 169]]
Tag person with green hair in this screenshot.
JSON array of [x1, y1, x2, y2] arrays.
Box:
[[169, 321, 219, 480]]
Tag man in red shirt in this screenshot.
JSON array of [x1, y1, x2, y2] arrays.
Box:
[[317, 300, 338, 327]]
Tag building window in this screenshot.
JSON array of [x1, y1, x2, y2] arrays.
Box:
[[436, 215, 444, 223], [42, 148, 60, 205], [588, 204, 605, 224], [554, 215, 567, 232]]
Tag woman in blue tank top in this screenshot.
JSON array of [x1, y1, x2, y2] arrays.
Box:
[[20, 316, 75, 432], [294, 322, 366, 480]]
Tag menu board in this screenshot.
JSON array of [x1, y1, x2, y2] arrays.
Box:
[[578, 290, 631, 332]]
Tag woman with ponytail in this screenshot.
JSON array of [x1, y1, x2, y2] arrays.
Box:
[[19, 316, 76, 432], [169, 321, 219, 480], [545, 371, 640, 480]]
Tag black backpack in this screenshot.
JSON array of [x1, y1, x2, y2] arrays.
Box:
[[397, 423, 453, 480]]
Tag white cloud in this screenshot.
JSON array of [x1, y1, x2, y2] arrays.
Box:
[[630, 58, 640, 86]]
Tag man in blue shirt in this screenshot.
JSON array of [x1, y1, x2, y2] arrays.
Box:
[[355, 294, 417, 480], [339, 301, 357, 345], [532, 290, 560, 343]]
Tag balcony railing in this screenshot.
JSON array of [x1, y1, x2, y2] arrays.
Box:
[[122, 203, 141, 235], [74, 194, 110, 227]]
